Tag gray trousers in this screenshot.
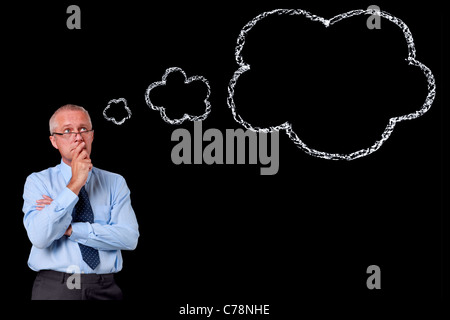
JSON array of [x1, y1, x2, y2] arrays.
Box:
[[31, 270, 123, 300]]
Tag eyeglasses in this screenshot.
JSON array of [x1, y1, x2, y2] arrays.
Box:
[[52, 129, 94, 141]]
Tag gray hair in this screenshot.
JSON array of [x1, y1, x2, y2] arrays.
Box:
[[49, 104, 92, 134]]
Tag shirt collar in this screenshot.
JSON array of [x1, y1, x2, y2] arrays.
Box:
[[59, 158, 93, 185]]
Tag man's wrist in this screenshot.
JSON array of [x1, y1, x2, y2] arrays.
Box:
[[64, 225, 73, 237], [67, 179, 83, 195]]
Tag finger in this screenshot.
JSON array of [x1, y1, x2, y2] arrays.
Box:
[[36, 205, 44, 211], [75, 141, 85, 152], [79, 150, 89, 160], [36, 196, 53, 203], [72, 142, 86, 158], [36, 200, 52, 206], [36, 198, 52, 203], [76, 147, 91, 161]]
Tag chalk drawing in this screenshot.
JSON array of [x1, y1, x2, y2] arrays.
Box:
[[145, 67, 212, 125], [103, 97, 132, 125], [227, 8, 436, 160]]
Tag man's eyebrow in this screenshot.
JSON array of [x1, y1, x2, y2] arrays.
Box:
[[61, 123, 90, 129]]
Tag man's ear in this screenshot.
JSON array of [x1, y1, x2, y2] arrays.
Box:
[[49, 135, 59, 150]]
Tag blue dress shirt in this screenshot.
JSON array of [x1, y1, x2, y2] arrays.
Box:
[[22, 159, 139, 274]]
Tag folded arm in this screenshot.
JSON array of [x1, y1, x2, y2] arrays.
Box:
[[23, 175, 77, 249], [23, 173, 138, 251], [69, 177, 139, 251]]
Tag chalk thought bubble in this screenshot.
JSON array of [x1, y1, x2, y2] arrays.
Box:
[[227, 8, 436, 160], [145, 67, 212, 125], [103, 97, 132, 125]]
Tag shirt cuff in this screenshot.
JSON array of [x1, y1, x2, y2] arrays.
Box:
[[69, 222, 92, 245]]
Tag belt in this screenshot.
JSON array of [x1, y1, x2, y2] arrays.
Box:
[[37, 270, 116, 284]]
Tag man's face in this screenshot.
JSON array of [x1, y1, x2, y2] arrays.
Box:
[[49, 110, 94, 166]]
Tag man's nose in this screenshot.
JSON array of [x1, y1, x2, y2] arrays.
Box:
[[73, 132, 84, 142]]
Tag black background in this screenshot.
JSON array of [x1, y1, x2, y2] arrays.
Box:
[[4, 0, 448, 315]]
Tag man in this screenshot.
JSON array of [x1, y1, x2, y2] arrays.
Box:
[[22, 104, 139, 300]]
